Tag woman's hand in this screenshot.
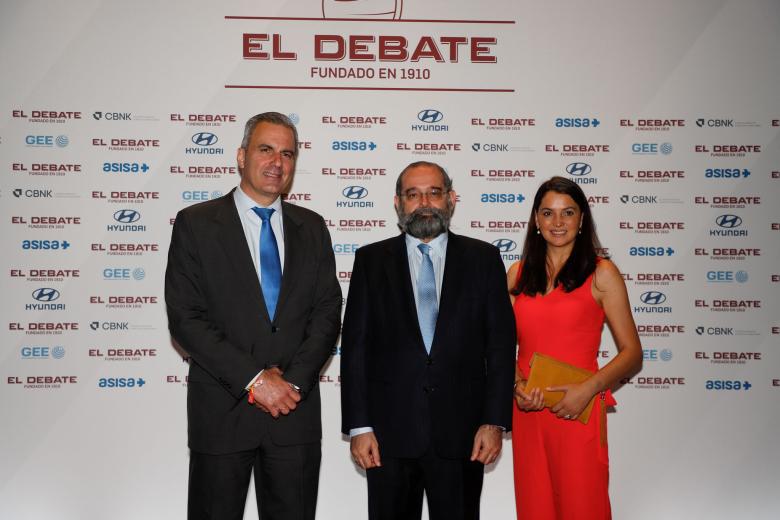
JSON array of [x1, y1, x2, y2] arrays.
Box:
[[548, 382, 596, 420], [514, 380, 545, 412]]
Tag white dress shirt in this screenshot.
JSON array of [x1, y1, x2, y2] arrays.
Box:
[[234, 186, 285, 389]]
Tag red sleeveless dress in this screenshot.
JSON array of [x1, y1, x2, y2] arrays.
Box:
[[512, 270, 616, 520]]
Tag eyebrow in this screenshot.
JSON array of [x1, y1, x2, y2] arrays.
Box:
[[257, 142, 296, 155], [539, 205, 577, 211]]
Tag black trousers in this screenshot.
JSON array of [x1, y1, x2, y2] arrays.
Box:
[[188, 436, 321, 520], [366, 447, 484, 520]]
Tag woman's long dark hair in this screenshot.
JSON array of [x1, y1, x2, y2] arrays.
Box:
[[511, 176, 603, 296]]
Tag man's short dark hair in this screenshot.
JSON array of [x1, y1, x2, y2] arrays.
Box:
[[240, 112, 299, 156]]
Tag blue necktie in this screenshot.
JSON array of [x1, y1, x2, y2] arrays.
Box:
[[252, 207, 282, 320], [417, 243, 438, 353]]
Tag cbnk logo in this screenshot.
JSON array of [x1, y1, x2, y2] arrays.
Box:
[[715, 214, 742, 228], [192, 132, 218, 146], [32, 288, 60, 302], [566, 163, 592, 176], [98, 377, 146, 388], [418, 109, 444, 123], [492, 239, 517, 253], [640, 291, 666, 305], [113, 209, 141, 224], [342, 186, 368, 200]]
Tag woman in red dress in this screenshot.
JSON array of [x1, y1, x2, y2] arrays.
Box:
[[507, 176, 642, 520]]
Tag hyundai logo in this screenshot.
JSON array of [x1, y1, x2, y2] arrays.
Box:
[[566, 162, 592, 176], [492, 239, 517, 253], [417, 109, 444, 124], [716, 214, 742, 228], [32, 287, 60, 302], [192, 132, 218, 146], [114, 209, 141, 223], [640, 291, 667, 305], [342, 186, 368, 199]]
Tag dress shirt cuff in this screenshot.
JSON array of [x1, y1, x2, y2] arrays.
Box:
[[349, 427, 374, 438], [245, 369, 265, 391]]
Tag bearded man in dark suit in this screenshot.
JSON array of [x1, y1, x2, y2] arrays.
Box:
[[340, 161, 516, 520]]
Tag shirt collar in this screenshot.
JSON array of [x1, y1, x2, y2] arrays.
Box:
[[405, 232, 448, 257], [234, 186, 283, 216]]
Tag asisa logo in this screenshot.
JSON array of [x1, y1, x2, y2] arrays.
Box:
[[98, 377, 146, 388], [554, 117, 600, 128], [480, 193, 525, 204], [629, 246, 675, 257], [705, 380, 751, 391], [704, 168, 750, 179]]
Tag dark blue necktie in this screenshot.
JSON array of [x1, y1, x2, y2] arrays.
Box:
[[417, 243, 438, 353], [252, 207, 281, 320]]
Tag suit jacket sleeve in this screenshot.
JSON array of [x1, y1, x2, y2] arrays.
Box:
[[280, 216, 342, 397], [339, 246, 371, 434], [481, 245, 517, 430], [165, 209, 262, 398]]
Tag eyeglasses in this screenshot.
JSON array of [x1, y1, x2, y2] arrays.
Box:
[[400, 188, 448, 202]]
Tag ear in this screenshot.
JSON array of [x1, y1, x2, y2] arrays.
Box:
[[448, 189, 457, 207], [237, 147, 245, 170]]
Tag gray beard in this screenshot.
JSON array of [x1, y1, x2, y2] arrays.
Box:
[[397, 206, 451, 240]]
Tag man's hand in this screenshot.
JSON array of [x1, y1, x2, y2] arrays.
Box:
[[250, 367, 301, 418], [350, 432, 381, 469], [470, 425, 502, 465]]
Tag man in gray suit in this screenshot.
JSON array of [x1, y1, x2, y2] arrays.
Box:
[[165, 112, 341, 520]]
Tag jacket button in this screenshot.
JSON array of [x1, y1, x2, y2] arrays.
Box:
[[271, 326, 278, 333], [423, 386, 434, 393], [426, 358, 433, 366]]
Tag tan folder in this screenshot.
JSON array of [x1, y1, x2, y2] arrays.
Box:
[[523, 352, 597, 424]]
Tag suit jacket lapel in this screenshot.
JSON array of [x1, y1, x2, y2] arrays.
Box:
[[384, 235, 422, 342], [432, 232, 463, 354], [275, 202, 304, 321], [214, 190, 267, 317]]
